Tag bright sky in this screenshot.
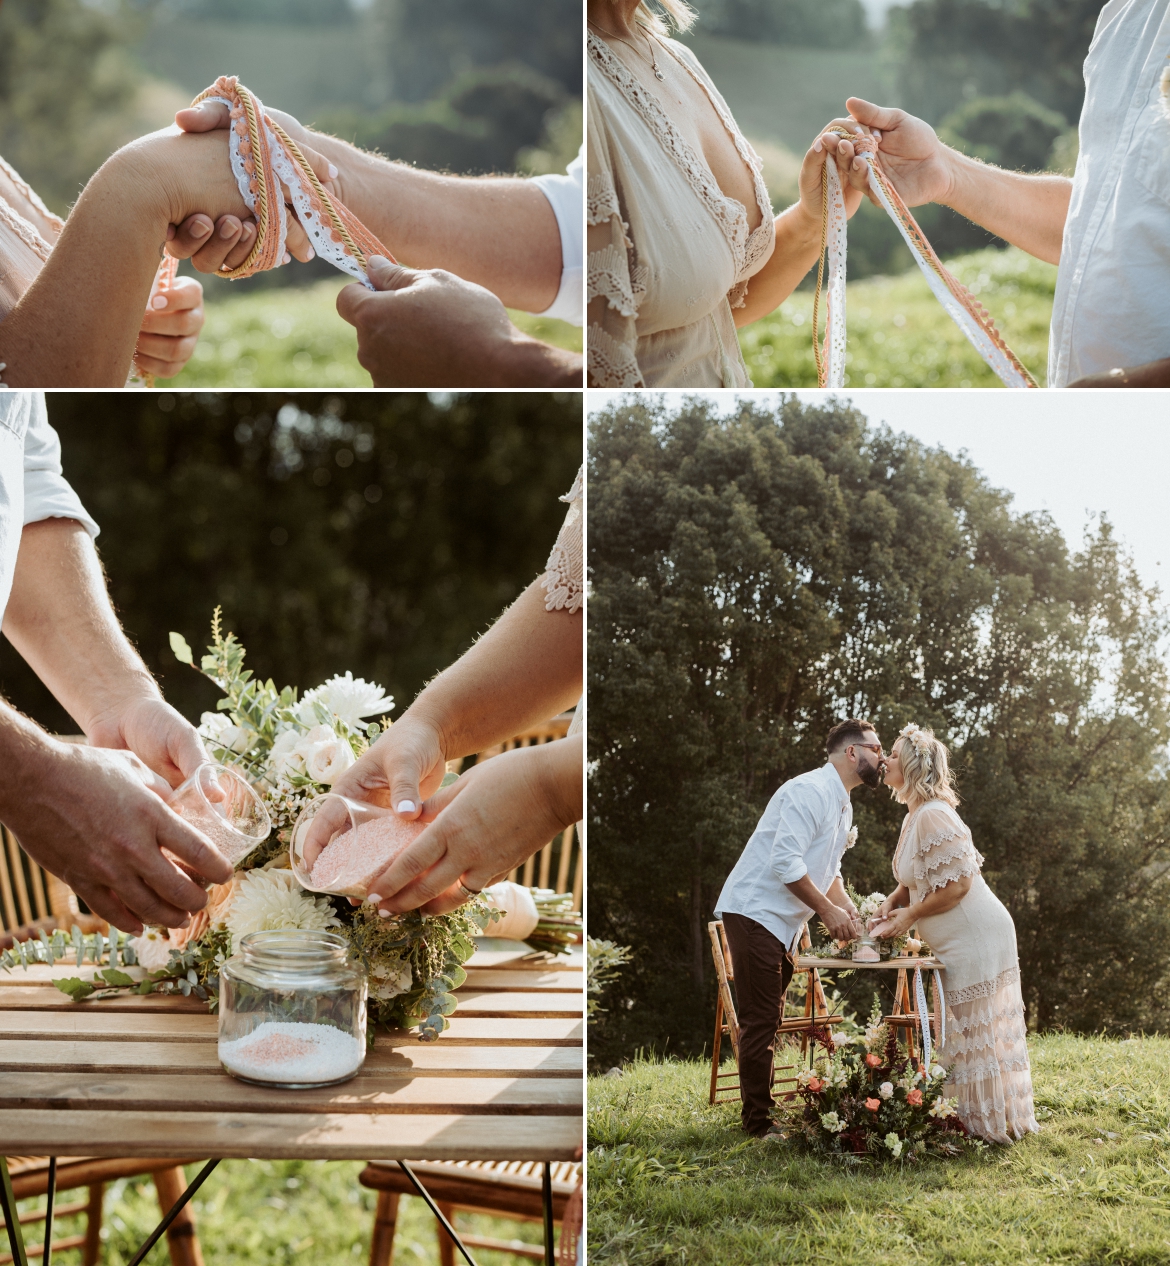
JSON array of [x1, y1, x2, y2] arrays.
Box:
[[587, 391, 1170, 596]]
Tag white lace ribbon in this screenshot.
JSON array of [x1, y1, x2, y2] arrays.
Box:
[[914, 964, 946, 1069], [823, 151, 1033, 390]]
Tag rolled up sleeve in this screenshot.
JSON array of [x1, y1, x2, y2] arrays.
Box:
[[530, 147, 583, 326], [23, 396, 98, 538], [771, 787, 822, 885]]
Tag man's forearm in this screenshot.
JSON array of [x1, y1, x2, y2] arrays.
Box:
[[304, 130, 562, 312], [1071, 357, 1170, 387], [785, 874, 833, 917], [2, 520, 158, 734], [942, 151, 1071, 266]]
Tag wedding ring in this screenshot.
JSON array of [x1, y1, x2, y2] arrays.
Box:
[[457, 880, 482, 901]]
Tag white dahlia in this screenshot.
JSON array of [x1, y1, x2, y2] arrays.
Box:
[[297, 672, 393, 731], [130, 927, 174, 971], [224, 869, 340, 939]]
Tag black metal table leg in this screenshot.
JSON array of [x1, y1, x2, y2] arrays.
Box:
[[126, 1159, 220, 1266], [0, 1156, 28, 1266], [396, 1162, 479, 1266], [542, 1162, 554, 1266], [42, 1158, 56, 1266]]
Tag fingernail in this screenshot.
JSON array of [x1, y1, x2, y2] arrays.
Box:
[[328, 163, 338, 179], [378, 908, 391, 919], [241, 224, 254, 240], [192, 220, 211, 238], [152, 294, 168, 310], [283, 251, 291, 264], [306, 247, 315, 260], [396, 800, 416, 815], [814, 139, 822, 153], [367, 893, 382, 905], [219, 221, 236, 239]]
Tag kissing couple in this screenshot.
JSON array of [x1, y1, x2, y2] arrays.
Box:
[[715, 718, 1039, 1144]]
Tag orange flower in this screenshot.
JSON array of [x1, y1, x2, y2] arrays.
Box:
[[865, 1098, 880, 1112], [807, 1076, 823, 1093], [907, 1089, 923, 1106], [865, 1053, 882, 1068]]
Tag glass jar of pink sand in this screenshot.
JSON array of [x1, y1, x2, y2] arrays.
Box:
[[218, 930, 367, 1088], [169, 761, 271, 868], [289, 793, 426, 899]]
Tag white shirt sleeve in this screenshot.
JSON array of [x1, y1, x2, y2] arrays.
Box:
[[770, 781, 824, 885], [529, 145, 583, 327], [23, 393, 99, 538]]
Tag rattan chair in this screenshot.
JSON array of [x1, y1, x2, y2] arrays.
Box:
[[359, 1160, 581, 1266], [707, 920, 842, 1105], [1, 821, 206, 1266]]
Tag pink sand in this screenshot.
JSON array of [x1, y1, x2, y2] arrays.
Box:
[[309, 814, 427, 894]]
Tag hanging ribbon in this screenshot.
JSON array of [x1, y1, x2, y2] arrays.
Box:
[[813, 127, 1037, 390], [190, 77, 393, 288], [913, 964, 948, 1070]]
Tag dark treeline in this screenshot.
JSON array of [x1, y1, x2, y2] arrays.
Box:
[[0, 391, 580, 735], [589, 396, 1170, 1066]]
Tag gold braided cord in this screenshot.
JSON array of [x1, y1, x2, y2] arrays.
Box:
[[813, 126, 1038, 389]]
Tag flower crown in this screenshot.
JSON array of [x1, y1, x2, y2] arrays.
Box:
[[899, 723, 934, 772]]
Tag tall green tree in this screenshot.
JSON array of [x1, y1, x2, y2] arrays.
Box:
[[588, 396, 1170, 1064]]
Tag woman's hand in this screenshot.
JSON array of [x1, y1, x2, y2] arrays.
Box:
[[329, 713, 450, 820], [365, 735, 582, 916], [797, 118, 867, 225], [872, 905, 916, 940], [133, 274, 204, 380], [167, 213, 259, 276]]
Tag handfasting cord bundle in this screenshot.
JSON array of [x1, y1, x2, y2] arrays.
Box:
[[812, 126, 1037, 389]]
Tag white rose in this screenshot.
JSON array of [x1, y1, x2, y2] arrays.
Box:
[[930, 1064, 947, 1081], [199, 711, 253, 755], [879, 1082, 894, 1100], [303, 737, 355, 785], [269, 729, 306, 779], [845, 826, 858, 849]]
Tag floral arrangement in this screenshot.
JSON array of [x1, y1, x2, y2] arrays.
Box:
[[781, 1003, 966, 1161], [812, 884, 929, 961]]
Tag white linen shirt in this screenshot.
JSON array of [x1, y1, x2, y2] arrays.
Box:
[[0, 392, 99, 624], [531, 146, 584, 326], [715, 763, 853, 954], [1049, 0, 1170, 385]]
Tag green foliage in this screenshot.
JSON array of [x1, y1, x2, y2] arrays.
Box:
[[588, 1037, 1170, 1265], [939, 91, 1070, 173], [588, 937, 634, 1018], [698, 0, 869, 49], [0, 925, 138, 975], [588, 395, 1170, 1063], [740, 246, 1055, 387]]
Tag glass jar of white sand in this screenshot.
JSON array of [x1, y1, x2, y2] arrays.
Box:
[[218, 930, 367, 1088], [289, 793, 425, 899]]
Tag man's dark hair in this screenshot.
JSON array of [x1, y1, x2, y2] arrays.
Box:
[[825, 718, 877, 754]]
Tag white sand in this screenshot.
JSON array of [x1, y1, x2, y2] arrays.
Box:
[[218, 1020, 364, 1083]]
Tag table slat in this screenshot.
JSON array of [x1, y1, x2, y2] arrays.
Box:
[[0, 1110, 584, 1161], [448, 992, 582, 1016]]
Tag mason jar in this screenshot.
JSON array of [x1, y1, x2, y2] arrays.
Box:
[[218, 929, 368, 1088], [289, 792, 424, 899]]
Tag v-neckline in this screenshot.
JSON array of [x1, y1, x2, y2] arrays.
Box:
[[588, 31, 773, 280]]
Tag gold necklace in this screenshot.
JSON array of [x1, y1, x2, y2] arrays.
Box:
[[589, 19, 666, 80]]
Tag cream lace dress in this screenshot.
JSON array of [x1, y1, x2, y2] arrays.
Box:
[[587, 32, 775, 387], [0, 156, 62, 383], [893, 800, 1039, 1144], [540, 465, 583, 739]]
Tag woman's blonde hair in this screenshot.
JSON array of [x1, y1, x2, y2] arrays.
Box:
[[891, 724, 960, 807], [597, 1, 697, 36]]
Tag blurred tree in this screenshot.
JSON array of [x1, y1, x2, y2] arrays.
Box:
[[588, 395, 1170, 1065], [698, 0, 869, 48], [0, 392, 581, 738], [161, 0, 356, 21], [0, 0, 140, 214], [939, 92, 1069, 173]]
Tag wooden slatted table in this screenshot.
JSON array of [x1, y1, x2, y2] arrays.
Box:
[[0, 941, 583, 1264]]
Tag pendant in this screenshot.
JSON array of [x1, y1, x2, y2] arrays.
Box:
[[654, 68, 665, 80]]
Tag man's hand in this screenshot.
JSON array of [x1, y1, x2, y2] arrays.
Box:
[[821, 903, 865, 942], [336, 256, 582, 387], [4, 738, 233, 934], [824, 99, 954, 208], [134, 274, 204, 381], [86, 694, 208, 790]]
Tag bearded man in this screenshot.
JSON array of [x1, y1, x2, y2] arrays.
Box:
[[714, 718, 883, 1138]]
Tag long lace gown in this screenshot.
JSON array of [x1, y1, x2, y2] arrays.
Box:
[[894, 800, 1039, 1143], [0, 155, 61, 345], [587, 32, 775, 387]]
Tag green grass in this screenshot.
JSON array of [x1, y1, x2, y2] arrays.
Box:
[[13, 1158, 546, 1266], [164, 279, 581, 387], [739, 247, 1056, 387], [588, 1034, 1170, 1266]]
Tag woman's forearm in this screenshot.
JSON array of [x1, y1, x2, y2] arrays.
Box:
[[734, 202, 822, 327]]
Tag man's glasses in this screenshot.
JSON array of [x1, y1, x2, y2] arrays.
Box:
[[852, 741, 884, 757]]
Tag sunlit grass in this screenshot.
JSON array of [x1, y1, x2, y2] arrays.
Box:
[[166, 279, 581, 387], [739, 247, 1057, 388], [588, 1034, 1170, 1265]]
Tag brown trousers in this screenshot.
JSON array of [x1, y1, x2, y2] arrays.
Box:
[[721, 912, 795, 1137]]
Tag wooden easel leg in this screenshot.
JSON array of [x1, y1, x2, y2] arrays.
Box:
[[436, 1204, 456, 1266], [369, 1192, 400, 1266], [82, 1183, 103, 1266], [710, 996, 724, 1105], [153, 1167, 203, 1266]]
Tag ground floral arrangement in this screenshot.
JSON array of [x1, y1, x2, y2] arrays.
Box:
[[1, 612, 580, 1040], [781, 1003, 968, 1162]]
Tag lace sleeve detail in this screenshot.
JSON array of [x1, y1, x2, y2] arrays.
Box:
[[910, 808, 983, 893], [586, 77, 643, 387], [541, 465, 582, 613]]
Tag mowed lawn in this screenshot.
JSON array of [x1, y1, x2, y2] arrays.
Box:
[[588, 1034, 1170, 1266], [165, 279, 582, 388], [739, 247, 1056, 387]]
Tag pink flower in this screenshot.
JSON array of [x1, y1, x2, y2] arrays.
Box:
[[907, 1089, 923, 1107], [865, 1098, 880, 1112], [865, 1053, 882, 1068]]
